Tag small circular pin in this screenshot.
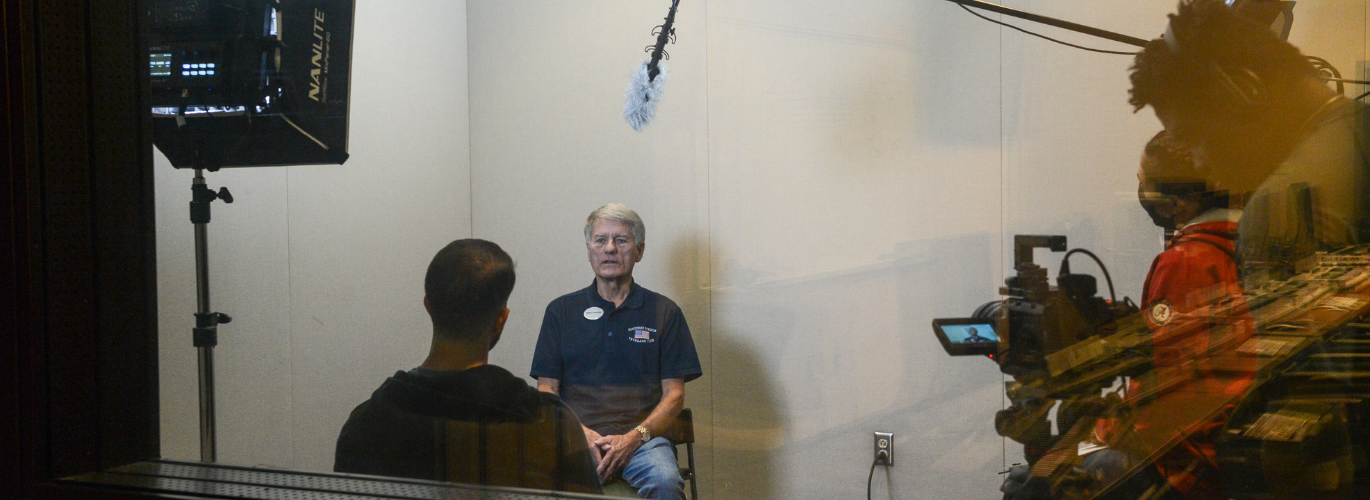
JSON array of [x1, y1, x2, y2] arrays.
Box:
[[584, 307, 604, 320]]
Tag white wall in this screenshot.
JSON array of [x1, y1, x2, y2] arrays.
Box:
[[155, 0, 1368, 497], [702, 2, 1004, 498]]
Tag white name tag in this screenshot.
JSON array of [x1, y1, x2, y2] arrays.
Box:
[[584, 307, 604, 320]]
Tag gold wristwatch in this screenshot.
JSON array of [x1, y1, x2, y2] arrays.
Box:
[[633, 425, 651, 443]]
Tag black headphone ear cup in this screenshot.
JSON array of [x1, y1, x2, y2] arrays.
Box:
[[1211, 64, 1265, 106]]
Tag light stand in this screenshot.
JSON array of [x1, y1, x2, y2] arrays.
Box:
[[145, 0, 354, 463], [190, 168, 233, 462]]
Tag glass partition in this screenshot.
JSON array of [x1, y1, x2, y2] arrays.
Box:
[[144, 1, 1370, 499]]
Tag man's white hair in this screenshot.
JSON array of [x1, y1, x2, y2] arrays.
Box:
[[584, 203, 646, 245]]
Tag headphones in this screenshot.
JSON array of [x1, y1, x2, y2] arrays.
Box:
[[1161, 16, 1267, 108]]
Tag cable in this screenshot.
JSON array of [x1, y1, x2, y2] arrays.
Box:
[[1321, 77, 1370, 86], [866, 452, 884, 500], [959, 4, 1138, 56], [1061, 248, 1118, 304]]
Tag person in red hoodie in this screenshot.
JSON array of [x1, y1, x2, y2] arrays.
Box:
[[1033, 132, 1257, 500], [1137, 131, 1254, 384], [1134, 130, 1256, 500]]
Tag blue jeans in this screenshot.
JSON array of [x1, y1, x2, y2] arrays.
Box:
[[620, 437, 683, 500]]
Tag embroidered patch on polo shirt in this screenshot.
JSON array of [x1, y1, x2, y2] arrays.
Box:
[[629, 326, 656, 343], [1147, 299, 1175, 327]]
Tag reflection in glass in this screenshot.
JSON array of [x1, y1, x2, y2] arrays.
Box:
[[134, 1, 1370, 499], [985, 1, 1370, 499]]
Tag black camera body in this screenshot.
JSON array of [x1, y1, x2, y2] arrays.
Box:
[[937, 235, 1139, 474], [995, 236, 1136, 381]]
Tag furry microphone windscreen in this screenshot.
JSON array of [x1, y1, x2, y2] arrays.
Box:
[[623, 60, 668, 131]]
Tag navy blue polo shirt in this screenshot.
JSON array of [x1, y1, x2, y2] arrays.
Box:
[[530, 281, 701, 436]]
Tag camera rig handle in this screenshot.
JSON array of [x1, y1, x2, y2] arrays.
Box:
[[1013, 235, 1068, 269], [1003, 235, 1068, 302]]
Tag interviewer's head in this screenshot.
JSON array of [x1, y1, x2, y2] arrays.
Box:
[[424, 239, 516, 345]]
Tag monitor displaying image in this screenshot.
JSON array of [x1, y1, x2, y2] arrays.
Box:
[[932, 318, 999, 356], [943, 323, 998, 344]]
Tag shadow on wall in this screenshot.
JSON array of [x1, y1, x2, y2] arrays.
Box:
[[708, 317, 786, 499], [888, 231, 1004, 401], [667, 239, 784, 500], [808, 232, 1007, 499], [708, 231, 1006, 499], [890, 231, 1011, 499]]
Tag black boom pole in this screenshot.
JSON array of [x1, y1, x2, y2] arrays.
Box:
[[944, 0, 1148, 48]]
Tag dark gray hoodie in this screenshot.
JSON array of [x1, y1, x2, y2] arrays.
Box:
[[334, 364, 600, 494]]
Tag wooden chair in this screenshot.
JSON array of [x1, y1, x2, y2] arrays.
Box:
[[601, 408, 698, 499]]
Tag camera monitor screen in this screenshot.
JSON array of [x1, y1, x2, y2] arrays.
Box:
[[932, 318, 999, 356]]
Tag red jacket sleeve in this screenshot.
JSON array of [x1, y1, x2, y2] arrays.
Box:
[[1142, 241, 1253, 377]]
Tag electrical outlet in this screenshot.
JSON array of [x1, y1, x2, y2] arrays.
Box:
[[873, 432, 893, 466]]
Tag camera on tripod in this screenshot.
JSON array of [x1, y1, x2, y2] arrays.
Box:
[[934, 235, 1138, 377], [933, 235, 1141, 470]]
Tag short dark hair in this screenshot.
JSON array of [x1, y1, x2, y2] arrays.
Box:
[[1142, 130, 1228, 209], [424, 239, 515, 339], [1129, 0, 1315, 113]]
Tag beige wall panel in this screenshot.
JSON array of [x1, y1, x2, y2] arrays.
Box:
[[1286, 0, 1366, 107], [707, 3, 1002, 286], [708, 237, 1008, 499], [705, 1, 1004, 498], [1289, 0, 1365, 81]]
